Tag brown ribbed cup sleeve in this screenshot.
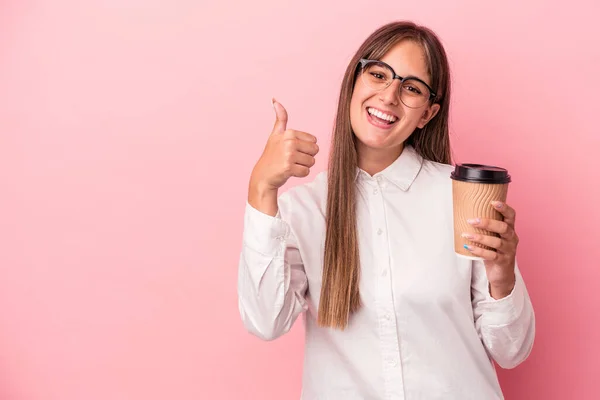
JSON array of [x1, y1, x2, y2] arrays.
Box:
[[452, 180, 508, 257]]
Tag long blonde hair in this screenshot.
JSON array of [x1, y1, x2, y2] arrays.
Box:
[[318, 21, 453, 329]]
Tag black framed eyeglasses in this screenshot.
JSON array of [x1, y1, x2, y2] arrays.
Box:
[[357, 58, 437, 108]]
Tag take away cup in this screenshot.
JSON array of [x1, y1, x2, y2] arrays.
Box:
[[451, 163, 511, 260]]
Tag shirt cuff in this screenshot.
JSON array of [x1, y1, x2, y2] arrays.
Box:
[[479, 272, 526, 327], [243, 201, 290, 257]]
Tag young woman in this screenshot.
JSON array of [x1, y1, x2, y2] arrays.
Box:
[[238, 20, 535, 399]]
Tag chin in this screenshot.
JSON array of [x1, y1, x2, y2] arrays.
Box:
[[360, 136, 393, 149], [355, 132, 403, 153], [358, 123, 408, 145]]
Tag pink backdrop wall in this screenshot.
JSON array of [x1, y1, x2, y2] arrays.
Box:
[[1, 0, 599, 399]]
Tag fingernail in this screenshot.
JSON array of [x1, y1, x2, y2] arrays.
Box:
[[463, 244, 473, 251], [467, 218, 480, 225], [271, 98, 276, 109], [492, 201, 503, 209], [461, 232, 474, 239]]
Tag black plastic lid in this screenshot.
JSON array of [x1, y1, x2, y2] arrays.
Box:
[[450, 163, 511, 184]]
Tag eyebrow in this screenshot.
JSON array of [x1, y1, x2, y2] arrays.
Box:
[[381, 60, 431, 86]]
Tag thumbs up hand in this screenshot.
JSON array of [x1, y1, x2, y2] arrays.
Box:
[[249, 99, 319, 195]]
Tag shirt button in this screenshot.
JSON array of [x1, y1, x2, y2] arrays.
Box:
[[384, 314, 391, 321], [376, 176, 383, 182], [382, 269, 388, 277], [377, 228, 383, 235], [373, 188, 378, 195], [389, 360, 397, 367]]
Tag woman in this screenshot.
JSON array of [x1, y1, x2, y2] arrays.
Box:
[[238, 20, 535, 399]]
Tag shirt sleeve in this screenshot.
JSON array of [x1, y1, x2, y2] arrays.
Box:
[[237, 198, 308, 341], [471, 258, 536, 369]]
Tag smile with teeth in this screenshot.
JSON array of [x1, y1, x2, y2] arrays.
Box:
[[367, 107, 398, 124]]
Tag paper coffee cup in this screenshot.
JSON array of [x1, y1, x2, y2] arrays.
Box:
[[450, 164, 511, 260]]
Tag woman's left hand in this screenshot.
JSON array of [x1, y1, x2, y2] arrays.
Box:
[[462, 201, 519, 299]]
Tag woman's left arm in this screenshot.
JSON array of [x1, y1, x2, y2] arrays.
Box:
[[463, 201, 536, 369]]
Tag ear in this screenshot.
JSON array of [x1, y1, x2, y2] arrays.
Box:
[[417, 103, 440, 129]]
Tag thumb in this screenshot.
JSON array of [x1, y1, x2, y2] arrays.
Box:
[[271, 98, 288, 135]]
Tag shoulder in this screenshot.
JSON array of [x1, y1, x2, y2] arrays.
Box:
[[412, 158, 455, 218], [277, 171, 328, 219], [420, 158, 454, 181], [416, 158, 454, 192]]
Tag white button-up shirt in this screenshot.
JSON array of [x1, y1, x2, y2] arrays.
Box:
[[237, 145, 535, 399]]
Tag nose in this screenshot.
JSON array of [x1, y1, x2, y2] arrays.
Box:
[[378, 79, 401, 106]]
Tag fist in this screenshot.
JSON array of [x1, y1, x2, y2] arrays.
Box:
[[250, 99, 319, 192]]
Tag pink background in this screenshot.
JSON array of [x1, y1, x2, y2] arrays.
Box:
[[1, 0, 599, 399]]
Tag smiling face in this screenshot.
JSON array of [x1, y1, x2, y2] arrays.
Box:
[[350, 39, 440, 172]]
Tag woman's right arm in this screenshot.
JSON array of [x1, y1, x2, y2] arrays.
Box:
[[237, 99, 317, 340], [237, 195, 308, 341]]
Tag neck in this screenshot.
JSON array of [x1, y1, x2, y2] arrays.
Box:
[[357, 143, 405, 176]]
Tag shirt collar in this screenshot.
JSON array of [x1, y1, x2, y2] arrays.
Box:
[[355, 145, 424, 191]]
